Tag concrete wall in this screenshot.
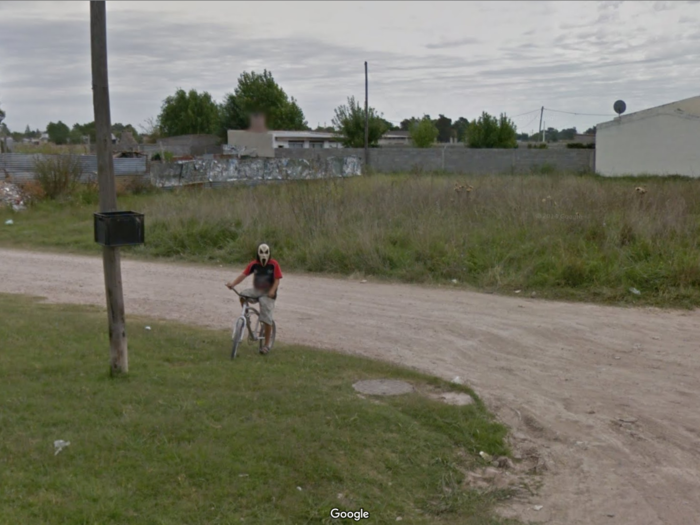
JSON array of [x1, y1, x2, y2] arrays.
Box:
[[150, 155, 362, 188], [596, 112, 700, 177], [0, 153, 147, 182], [227, 130, 274, 158], [276, 147, 594, 174]]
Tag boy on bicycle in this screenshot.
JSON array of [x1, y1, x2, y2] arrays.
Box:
[[225, 243, 282, 354]]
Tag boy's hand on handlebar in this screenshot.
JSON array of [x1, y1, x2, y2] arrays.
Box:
[[225, 282, 235, 290]]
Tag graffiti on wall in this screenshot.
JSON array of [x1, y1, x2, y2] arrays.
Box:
[[150, 155, 362, 188]]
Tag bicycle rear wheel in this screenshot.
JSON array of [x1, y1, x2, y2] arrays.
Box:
[[258, 321, 276, 353], [231, 318, 245, 359]]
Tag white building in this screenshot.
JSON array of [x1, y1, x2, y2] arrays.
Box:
[[270, 130, 343, 149], [378, 130, 411, 147], [596, 95, 700, 177], [227, 129, 342, 158]]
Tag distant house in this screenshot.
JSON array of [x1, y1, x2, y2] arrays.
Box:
[[228, 113, 344, 158], [573, 133, 595, 144], [596, 95, 700, 177], [379, 130, 411, 147], [270, 130, 343, 149]]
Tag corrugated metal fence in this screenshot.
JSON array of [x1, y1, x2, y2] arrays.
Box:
[[0, 154, 147, 182]]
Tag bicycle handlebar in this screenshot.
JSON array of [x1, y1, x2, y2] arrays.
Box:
[[227, 286, 261, 300]]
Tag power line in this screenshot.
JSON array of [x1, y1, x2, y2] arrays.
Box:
[[519, 113, 540, 132], [510, 108, 541, 118], [544, 108, 612, 117]]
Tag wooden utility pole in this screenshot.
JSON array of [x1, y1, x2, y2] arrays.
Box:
[[538, 106, 544, 142], [364, 61, 369, 168], [91, 1, 128, 375]]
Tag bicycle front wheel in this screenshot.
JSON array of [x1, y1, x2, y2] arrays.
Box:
[[231, 318, 245, 359]]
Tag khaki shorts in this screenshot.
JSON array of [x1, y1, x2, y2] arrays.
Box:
[[240, 288, 275, 325]]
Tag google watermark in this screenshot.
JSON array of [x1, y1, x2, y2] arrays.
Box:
[[330, 508, 370, 521]]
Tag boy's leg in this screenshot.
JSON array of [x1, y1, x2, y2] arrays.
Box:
[[258, 296, 276, 348], [263, 322, 273, 347]]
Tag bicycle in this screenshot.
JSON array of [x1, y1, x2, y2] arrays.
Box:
[[228, 287, 276, 359]]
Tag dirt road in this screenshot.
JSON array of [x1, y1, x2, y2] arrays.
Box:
[[1, 248, 699, 524]]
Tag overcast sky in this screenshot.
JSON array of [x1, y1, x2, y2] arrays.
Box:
[[1, 1, 699, 134]]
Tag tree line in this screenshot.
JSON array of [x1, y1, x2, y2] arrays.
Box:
[[151, 70, 522, 148], [1, 71, 596, 150]]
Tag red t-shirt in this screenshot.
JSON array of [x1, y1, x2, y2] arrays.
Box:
[[243, 259, 283, 291]]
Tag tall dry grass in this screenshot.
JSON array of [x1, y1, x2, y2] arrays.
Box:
[[134, 173, 700, 307], [32, 154, 84, 199]]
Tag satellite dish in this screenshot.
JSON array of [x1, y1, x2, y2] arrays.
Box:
[[614, 100, 626, 116]]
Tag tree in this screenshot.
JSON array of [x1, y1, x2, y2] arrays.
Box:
[[273, 96, 307, 130], [332, 96, 387, 148], [379, 118, 399, 131], [434, 114, 453, 143], [559, 127, 577, 141], [220, 70, 308, 135], [584, 126, 596, 135], [112, 122, 141, 143], [139, 117, 161, 142], [157, 88, 220, 137], [452, 117, 469, 142], [466, 112, 517, 149], [70, 121, 96, 144], [410, 116, 438, 148], [400, 117, 419, 131], [218, 94, 247, 138], [46, 121, 71, 145]]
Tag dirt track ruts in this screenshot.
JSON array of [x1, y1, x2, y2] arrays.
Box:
[[1, 248, 699, 524]]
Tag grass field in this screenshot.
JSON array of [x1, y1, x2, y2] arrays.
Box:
[[0, 293, 515, 525], [2, 172, 700, 307]]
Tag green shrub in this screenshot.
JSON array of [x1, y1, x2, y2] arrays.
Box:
[[410, 116, 439, 148]]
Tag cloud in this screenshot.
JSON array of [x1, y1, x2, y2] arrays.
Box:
[[425, 37, 480, 50], [1, 1, 699, 134]]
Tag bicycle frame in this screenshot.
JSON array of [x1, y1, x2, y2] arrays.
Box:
[[231, 290, 263, 344]]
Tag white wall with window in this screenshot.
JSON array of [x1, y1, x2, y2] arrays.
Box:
[[271, 131, 343, 149]]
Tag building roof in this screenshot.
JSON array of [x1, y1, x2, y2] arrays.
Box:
[[271, 130, 339, 140], [598, 95, 700, 129], [382, 130, 410, 138]]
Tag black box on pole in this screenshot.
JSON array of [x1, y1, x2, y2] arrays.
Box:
[[94, 211, 145, 247]]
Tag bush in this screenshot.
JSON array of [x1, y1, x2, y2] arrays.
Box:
[[32, 155, 83, 199], [18, 180, 46, 203], [117, 176, 156, 196], [567, 143, 595, 149], [409, 116, 439, 148], [467, 112, 517, 149], [527, 143, 548, 149], [151, 151, 174, 162]]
